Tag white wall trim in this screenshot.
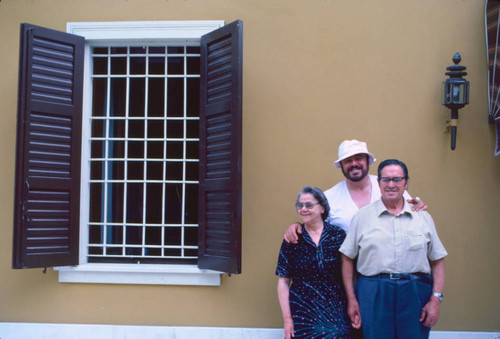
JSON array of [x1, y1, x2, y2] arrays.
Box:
[[0, 323, 498, 339], [55, 264, 221, 286], [67, 20, 225, 41], [59, 20, 226, 287]]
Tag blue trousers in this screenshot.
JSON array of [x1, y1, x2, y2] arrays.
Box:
[[356, 274, 433, 339]]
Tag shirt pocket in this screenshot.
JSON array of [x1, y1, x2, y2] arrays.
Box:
[[408, 231, 427, 250]]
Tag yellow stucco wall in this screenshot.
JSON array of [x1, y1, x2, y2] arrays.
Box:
[[0, 0, 499, 332]]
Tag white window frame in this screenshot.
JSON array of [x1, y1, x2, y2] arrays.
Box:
[[55, 21, 225, 286]]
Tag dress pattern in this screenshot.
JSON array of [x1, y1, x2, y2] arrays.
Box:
[[276, 222, 351, 338]]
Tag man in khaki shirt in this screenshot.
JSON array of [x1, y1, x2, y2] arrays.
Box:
[[340, 159, 447, 339]]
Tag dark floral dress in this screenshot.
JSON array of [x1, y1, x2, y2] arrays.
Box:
[[276, 222, 351, 338]]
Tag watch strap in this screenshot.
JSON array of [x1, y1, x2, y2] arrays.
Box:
[[431, 292, 444, 302]]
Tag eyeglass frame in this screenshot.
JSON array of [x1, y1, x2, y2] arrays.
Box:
[[295, 202, 320, 210], [379, 176, 406, 184]]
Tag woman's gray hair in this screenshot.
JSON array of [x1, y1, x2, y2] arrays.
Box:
[[295, 186, 330, 221]]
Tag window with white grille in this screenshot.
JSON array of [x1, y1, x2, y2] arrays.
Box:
[[86, 44, 200, 264]]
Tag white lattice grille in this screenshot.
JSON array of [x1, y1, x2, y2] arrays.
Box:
[[87, 44, 200, 263]]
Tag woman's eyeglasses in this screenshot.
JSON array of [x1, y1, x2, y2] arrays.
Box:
[[295, 202, 320, 209]]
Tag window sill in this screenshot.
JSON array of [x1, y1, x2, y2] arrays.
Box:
[[54, 263, 221, 286]]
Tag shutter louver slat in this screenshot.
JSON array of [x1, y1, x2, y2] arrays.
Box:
[[28, 113, 72, 178], [32, 36, 75, 105], [25, 190, 71, 255]]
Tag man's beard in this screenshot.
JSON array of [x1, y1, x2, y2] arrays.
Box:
[[342, 165, 369, 182]]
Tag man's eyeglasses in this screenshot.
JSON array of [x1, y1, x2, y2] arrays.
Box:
[[379, 176, 405, 184], [295, 202, 320, 209]]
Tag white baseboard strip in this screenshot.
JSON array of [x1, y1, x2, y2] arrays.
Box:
[[0, 323, 498, 339]]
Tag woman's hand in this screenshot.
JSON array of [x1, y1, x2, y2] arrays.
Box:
[[284, 223, 302, 243], [277, 277, 294, 338], [407, 197, 428, 211], [284, 316, 294, 338]]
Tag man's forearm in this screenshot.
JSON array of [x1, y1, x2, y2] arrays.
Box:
[[431, 258, 445, 294], [341, 254, 357, 300]]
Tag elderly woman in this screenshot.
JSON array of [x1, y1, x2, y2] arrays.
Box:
[[276, 186, 351, 339]]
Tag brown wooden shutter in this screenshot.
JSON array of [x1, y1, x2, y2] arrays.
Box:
[[13, 23, 84, 269], [198, 20, 243, 274]]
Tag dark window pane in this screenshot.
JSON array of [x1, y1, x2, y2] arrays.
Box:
[[126, 248, 142, 256], [168, 46, 184, 54], [107, 183, 123, 222], [168, 57, 184, 75], [186, 141, 198, 159], [146, 184, 162, 224], [126, 183, 143, 223], [126, 226, 142, 245], [130, 46, 146, 54], [149, 57, 165, 75], [164, 248, 181, 257], [164, 227, 181, 245], [110, 78, 126, 117], [127, 161, 144, 180], [167, 119, 183, 138], [93, 57, 108, 75], [185, 226, 197, 246], [147, 141, 164, 159], [107, 226, 123, 244], [186, 119, 199, 138], [186, 78, 199, 117], [92, 78, 107, 117], [90, 161, 104, 180], [89, 225, 103, 244], [185, 248, 197, 257], [129, 78, 145, 117], [185, 183, 198, 224], [108, 140, 125, 158], [148, 78, 165, 117], [109, 119, 125, 138], [111, 57, 127, 74], [111, 47, 127, 54], [146, 248, 161, 256], [91, 140, 104, 158], [89, 183, 103, 222], [166, 161, 182, 180], [185, 162, 198, 181], [186, 46, 200, 54], [92, 119, 106, 138], [107, 247, 123, 256], [147, 161, 164, 180], [147, 120, 164, 138], [130, 57, 146, 75], [166, 141, 183, 159], [108, 161, 124, 180], [93, 47, 108, 55], [149, 46, 165, 54], [164, 184, 182, 223], [167, 78, 183, 117], [187, 57, 199, 75], [128, 141, 144, 158], [89, 247, 103, 255], [128, 120, 145, 138]]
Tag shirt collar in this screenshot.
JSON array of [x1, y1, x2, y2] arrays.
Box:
[[375, 198, 414, 217]]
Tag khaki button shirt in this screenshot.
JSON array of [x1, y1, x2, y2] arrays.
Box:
[[339, 199, 447, 276]]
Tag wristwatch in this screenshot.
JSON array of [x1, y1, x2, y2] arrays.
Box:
[[431, 292, 444, 302]]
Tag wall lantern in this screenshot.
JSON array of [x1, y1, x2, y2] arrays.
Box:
[[442, 52, 470, 150]]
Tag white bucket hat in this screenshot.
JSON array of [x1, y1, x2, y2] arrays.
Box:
[[333, 139, 376, 168]]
